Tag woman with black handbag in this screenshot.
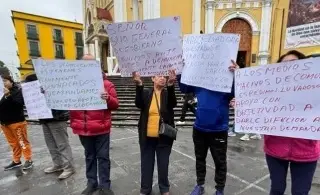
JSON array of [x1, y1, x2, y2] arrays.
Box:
[[133, 70, 177, 195]]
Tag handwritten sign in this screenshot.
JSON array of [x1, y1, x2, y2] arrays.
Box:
[[21, 81, 53, 120], [0, 78, 4, 99], [106, 16, 183, 77], [235, 57, 320, 140], [32, 59, 107, 110], [181, 33, 240, 93]]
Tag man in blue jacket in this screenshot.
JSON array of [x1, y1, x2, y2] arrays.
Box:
[[178, 61, 237, 195]]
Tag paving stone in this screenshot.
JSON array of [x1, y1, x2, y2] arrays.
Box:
[[0, 125, 319, 195]]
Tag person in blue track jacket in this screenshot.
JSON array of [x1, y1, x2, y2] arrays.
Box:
[[177, 60, 238, 195]]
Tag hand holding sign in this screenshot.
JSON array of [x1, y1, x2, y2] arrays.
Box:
[[229, 60, 240, 72], [101, 92, 109, 101], [167, 70, 176, 86], [132, 72, 143, 86], [4, 88, 9, 97]]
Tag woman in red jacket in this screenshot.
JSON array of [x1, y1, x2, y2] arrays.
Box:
[[70, 55, 119, 195], [264, 50, 320, 195]]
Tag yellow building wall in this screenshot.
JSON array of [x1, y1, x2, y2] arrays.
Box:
[[12, 11, 82, 78], [160, 0, 193, 34], [201, 0, 205, 32], [126, 0, 133, 21]]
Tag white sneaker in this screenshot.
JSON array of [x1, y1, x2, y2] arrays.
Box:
[[228, 132, 236, 137], [240, 134, 250, 141], [58, 168, 75, 180], [250, 134, 262, 140], [44, 166, 63, 174], [176, 121, 185, 125]]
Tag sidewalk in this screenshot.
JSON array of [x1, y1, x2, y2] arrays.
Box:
[[0, 125, 319, 195]]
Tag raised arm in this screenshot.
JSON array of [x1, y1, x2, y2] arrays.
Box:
[[167, 70, 177, 108], [133, 72, 145, 109]]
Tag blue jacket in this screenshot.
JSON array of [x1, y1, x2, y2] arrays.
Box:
[[177, 75, 234, 132]]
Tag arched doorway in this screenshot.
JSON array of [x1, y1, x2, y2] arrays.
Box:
[[222, 19, 252, 68]]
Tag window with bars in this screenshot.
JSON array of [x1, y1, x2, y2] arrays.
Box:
[[55, 44, 64, 59], [53, 29, 63, 43], [76, 46, 84, 59], [27, 24, 39, 40], [75, 32, 83, 46], [29, 40, 40, 57]]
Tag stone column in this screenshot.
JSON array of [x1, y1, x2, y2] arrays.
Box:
[[192, 0, 201, 33], [114, 0, 127, 22], [94, 38, 100, 62], [258, 0, 272, 65], [132, 0, 139, 20], [205, 1, 215, 33], [143, 0, 160, 19]]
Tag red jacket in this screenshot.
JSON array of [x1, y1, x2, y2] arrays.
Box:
[[264, 135, 320, 162], [70, 79, 119, 136]]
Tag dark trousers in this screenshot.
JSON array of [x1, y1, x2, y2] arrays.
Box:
[[140, 137, 172, 194], [193, 128, 228, 191], [266, 155, 317, 195], [180, 101, 196, 121], [79, 134, 111, 189]]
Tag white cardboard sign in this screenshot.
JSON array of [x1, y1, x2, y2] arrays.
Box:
[[235, 57, 320, 140], [106, 16, 183, 77], [181, 33, 240, 93], [21, 81, 53, 120], [33, 59, 107, 110]]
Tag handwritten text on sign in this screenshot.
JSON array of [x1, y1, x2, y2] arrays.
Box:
[[235, 58, 320, 140], [21, 81, 53, 120], [181, 33, 240, 93], [106, 16, 183, 77], [33, 59, 107, 110]]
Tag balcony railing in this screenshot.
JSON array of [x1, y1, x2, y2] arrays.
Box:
[[75, 38, 84, 46], [55, 53, 65, 59], [54, 36, 64, 43], [29, 50, 41, 57], [27, 32, 39, 40]]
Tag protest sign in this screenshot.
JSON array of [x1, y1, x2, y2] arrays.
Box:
[[105, 16, 183, 77], [21, 81, 53, 120], [0, 79, 4, 99], [181, 33, 240, 93], [235, 57, 320, 140], [33, 59, 107, 110]]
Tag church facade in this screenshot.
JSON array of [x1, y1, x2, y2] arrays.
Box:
[[83, 0, 320, 75]]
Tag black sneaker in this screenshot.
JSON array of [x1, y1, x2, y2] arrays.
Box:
[[81, 186, 97, 195], [22, 160, 33, 170], [98, 188, 114, 195], [4, 161, 22, 171]]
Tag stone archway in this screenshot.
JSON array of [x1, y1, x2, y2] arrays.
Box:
[[222, 19, 252, 68]]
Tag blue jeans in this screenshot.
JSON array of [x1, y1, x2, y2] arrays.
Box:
[[266, 155, 317, 195], [79, 134, 111, 189]]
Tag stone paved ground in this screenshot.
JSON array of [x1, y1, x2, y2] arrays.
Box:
[[0, 124, 319, 195]]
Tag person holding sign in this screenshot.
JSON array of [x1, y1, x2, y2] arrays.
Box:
[[0, 75, 33, 171], [70, 55, 119, 195], [178, 61, 238, 195], [25, 74, 75, 180], [264, 51, 319, 195], [133, 70, 177, 195]]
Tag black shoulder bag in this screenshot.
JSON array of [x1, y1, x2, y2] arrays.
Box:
[[154, 92, 178, 140]]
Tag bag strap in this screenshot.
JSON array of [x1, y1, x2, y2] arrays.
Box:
[[154, 91, 164, 123]]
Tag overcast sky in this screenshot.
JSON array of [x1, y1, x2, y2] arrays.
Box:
[[0, 0, 83, 67]]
